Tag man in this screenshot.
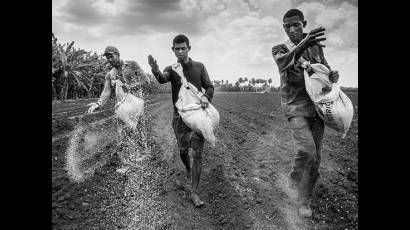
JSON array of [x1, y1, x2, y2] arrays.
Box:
[[148, 34, 214, 207], [271, 9, 339, 217], [88, 46, 148, 174]]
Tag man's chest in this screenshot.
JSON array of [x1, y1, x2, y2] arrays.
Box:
[[170, 67, 202, 86]]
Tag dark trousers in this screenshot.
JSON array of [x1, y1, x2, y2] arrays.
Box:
[[172, 114, 205, 152]]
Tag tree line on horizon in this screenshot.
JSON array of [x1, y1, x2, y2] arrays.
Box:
[[52, 34, 356, 100]]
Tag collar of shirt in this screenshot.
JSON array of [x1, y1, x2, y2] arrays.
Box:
[[179, 57, 193, 69]]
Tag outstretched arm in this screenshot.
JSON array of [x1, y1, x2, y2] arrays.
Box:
[[272, 27, 326, 71], [96, 73, 112, 106], [148, 55, 170, 84], [88, 72, 111, 113]]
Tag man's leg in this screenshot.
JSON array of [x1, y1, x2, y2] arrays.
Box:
[[189, 135, 205, 207], [172, 115, 192, 187], [288, 116, 316, 217], [116, 119, 132, 173], [304, 116, 325, 201], [180, 148, 191, 176], [288, 116, 316, 186]]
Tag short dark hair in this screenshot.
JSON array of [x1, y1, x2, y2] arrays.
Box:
[[173, 34, 190, 47], [283, 9, 304, 22]]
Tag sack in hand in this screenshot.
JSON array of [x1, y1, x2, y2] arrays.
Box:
[[173, 63, 219, 147], [303, 63, 354, 137], [114, 83, 144, 129]]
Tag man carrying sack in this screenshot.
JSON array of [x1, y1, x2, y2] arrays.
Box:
[[271, 9, 340, 217], [88, 46, 148, 174], [148, 34, 215, 207]]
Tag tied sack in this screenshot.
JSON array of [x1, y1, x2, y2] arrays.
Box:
[[114, 80, 144, 130], [172, 63, 220, 147], [302, 62, 354, 138]]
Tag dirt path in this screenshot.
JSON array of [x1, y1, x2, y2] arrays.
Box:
[[146, 92, 357, 229], [146, 94, 305, 229]]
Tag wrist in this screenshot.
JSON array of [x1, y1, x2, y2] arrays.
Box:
[[151, 69, 159, 75]]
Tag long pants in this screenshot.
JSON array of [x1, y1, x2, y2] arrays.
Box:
[[288, 115, 325, 204], [172, 114, 205, 152]]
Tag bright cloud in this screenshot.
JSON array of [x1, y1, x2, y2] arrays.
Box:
[[52, 0, 358, 87]]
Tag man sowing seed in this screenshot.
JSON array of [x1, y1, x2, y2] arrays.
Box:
[[148, 34, 214, 207], [88, 46, 149, 174], [271, 9, 339, 217]]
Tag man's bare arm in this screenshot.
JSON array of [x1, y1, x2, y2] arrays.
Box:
[[96, 73, 112, 106], [272, 27, 326, 71]]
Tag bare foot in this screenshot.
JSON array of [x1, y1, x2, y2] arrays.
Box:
[[175, 177, 183, 189], [190, 192, 204, 207], [116, 165, 130, 174], [298, 204, 312, 218]]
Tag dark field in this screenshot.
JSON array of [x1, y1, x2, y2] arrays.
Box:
[[52, 91, 358, 229]]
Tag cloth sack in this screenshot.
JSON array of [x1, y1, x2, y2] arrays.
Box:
[[114, 80, 144, 130], [172, 63, 219, 147], [302, 61, 354, 137]]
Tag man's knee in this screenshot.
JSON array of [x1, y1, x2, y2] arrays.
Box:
[[296, 141, 316, 160], [192, 148, 202, 161], [180, 149, 189, 156]]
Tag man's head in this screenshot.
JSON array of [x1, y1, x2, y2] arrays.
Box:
[[103, 46, 120, 67], [172, 34, 191, 62], [283, 9, 307, 44]]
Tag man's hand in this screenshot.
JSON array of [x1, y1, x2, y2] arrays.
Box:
[[329, 70, 339, 83], [148, 55, 159, 74], [200, 96, 209, 108], [303, 27, 327, 48], [87, 103, 99, 114]]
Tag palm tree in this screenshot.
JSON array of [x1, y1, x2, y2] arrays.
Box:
[[56, 42, 96, 100], [251, 78, 256, 92]]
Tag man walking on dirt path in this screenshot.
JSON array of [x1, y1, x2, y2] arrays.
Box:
[[87, 46, 149, 174], [271, 9, 340, 217], [148, 34, 214, 207]]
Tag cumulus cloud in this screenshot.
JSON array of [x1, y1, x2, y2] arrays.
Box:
[[297, 1, 358, 49], [53, 0, 205, 37], [52, 0, 358, 86]]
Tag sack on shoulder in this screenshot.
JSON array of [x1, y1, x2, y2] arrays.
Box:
[[173, 63, 219, 147]]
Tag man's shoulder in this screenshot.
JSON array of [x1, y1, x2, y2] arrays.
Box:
[[190, 59, 205, 68], [164, 65, 173, 71], [272, 43, 289, 55], [124, 60, 141, 68]]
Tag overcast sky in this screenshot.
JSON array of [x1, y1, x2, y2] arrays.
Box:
[[52, 0, 358, 87]]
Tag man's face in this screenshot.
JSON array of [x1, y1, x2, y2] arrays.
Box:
[[172, 42, 190, 62], [105, 53, 120, 67], [283, 15, 305, 44]]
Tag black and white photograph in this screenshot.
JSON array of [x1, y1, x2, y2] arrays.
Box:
[[52, 0, 358, 229]]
